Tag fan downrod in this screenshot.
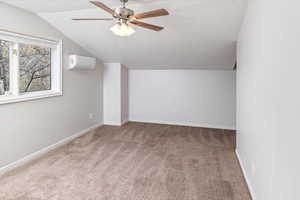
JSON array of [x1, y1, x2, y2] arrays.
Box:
[[120, 0, 129, 8]]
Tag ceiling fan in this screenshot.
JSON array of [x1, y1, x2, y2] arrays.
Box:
[[72, 0, 169, 37]]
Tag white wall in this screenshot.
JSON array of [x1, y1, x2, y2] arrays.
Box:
[[129, 70, 236, 129], [0, 3, 102, 169], [103, 63, 128, 126], [237, 0, 300, 199]]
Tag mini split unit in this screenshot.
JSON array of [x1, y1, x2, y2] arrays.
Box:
[[69, 55, 96, 70]]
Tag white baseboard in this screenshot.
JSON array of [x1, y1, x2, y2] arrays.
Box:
[[0, 123, 103, 177], [129, 119, 236, 130], [235, 150, 256, 200], [103, 120, 128, 126], [103, 122, 122, 126]]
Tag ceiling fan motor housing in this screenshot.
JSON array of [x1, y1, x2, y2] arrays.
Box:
[[114, 7, 134, 18]]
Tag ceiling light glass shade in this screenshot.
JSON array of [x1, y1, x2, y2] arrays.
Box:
[[110, 22, 135, 37]]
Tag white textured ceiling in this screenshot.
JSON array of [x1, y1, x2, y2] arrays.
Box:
[[1, 0, 246, 69]]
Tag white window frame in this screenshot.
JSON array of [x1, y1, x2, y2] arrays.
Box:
[[0, 30, 62, 105]]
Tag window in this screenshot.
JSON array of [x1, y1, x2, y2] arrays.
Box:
[[0, 40, 10, 95], [0, 30, 62, 104]]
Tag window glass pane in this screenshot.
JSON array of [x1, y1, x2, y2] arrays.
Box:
[[19, 44, 51, 93], [0, 40, 10, 96]]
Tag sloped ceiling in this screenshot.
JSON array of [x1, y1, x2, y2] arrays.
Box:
[[0, 0, 246, 69]]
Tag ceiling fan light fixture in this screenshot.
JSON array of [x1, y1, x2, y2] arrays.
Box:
[[110, 22, 135, 37]]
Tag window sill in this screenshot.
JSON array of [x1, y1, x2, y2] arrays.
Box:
[[0, 90, 62, 105]]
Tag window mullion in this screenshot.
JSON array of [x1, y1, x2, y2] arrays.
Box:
[[8, 42, 14, 95], [10, 43, 19, 96]]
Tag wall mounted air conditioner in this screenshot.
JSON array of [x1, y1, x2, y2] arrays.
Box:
[[69, 55, 96, 70]]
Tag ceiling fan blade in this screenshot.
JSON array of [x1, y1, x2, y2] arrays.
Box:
[[130, 20, 164, 31], [133, 9, 169, 20], [72, 18, 114, 21], [90, 1, 115, 15]]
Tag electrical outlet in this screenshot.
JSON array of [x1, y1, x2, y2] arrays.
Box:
[[89, 113, 94, 119]]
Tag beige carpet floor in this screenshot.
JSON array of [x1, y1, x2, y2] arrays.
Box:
[[0, 122, 251, 200]]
